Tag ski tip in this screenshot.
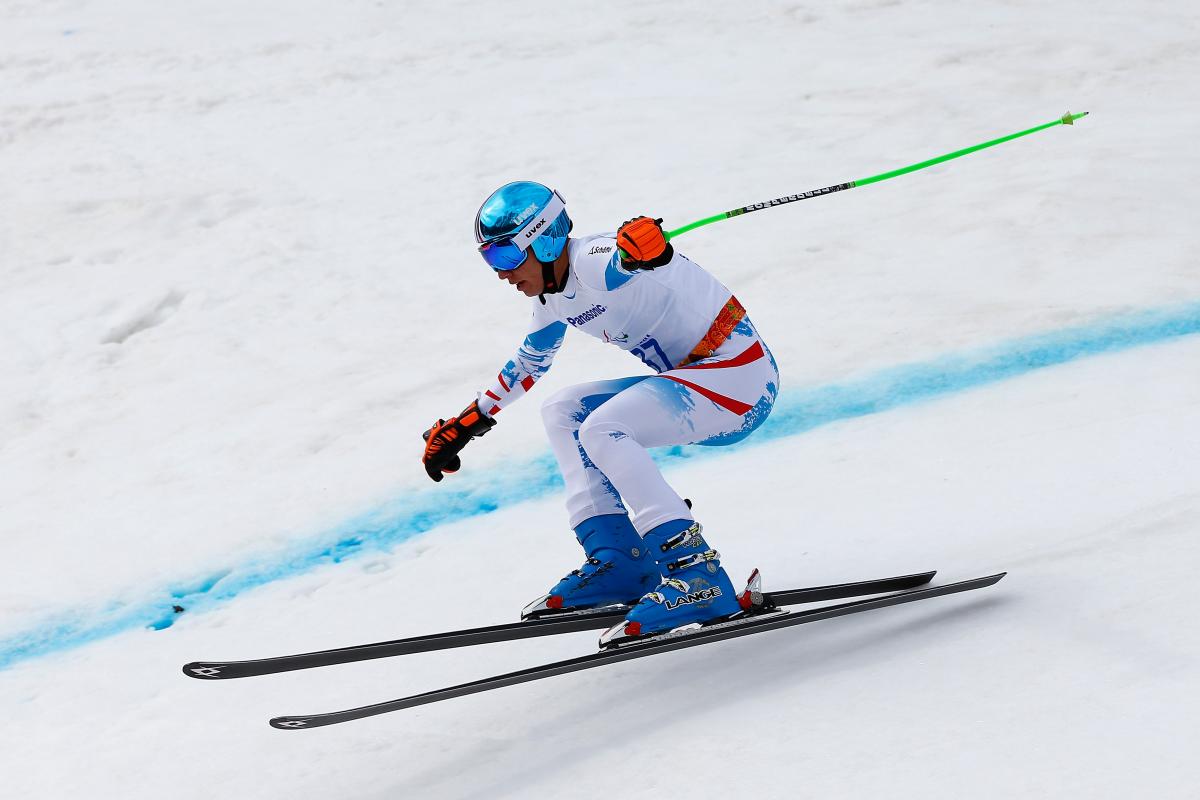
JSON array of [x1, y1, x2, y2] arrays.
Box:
[[182, 662, 226, 680], [270, 717, 313, 730], [901, 570, 937, 586], [900, 570, 937, 587]]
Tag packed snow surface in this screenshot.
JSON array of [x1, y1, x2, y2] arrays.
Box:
[[2, 0, 1198, 797]]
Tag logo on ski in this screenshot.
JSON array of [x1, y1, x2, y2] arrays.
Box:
[[275, 720, 309, 728], [189, 665, 224, 678], [664, 587, 723, 611]]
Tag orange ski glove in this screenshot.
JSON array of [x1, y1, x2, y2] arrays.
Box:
[[421, 400, 496, 482], [617, 216, 674, 269]]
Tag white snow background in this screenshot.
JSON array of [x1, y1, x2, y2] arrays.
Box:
[[3, 0, 1199, 797]]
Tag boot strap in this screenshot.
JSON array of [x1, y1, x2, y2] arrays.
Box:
[[659, 522, 704, 553], [665, 548, 720, 573]]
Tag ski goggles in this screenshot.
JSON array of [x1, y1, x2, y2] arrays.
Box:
[[477, 190, 566, 271]]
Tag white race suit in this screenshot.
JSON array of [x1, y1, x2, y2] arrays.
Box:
[[478, 234, 779, 534]]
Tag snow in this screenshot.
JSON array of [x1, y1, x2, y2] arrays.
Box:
[[2, 0, 1199, 797]]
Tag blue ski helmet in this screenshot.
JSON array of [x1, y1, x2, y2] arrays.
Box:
[[474, 181, 572, 271]]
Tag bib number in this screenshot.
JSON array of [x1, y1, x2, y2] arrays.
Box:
[[631, 337, 672, 373]]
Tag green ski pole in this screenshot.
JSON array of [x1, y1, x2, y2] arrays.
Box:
[[660, 111, 1089, 242]]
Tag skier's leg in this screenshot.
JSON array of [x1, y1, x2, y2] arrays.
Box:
[[577, 318, 779, 533], [540, 376, 646, 527], [578, 318, 781, 637], [530, 318, 779, 626], [524, 377, 659, 617]]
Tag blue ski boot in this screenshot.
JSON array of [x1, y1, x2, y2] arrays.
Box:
[[600, 519, 742, 645], [522, 514, 660, 619]]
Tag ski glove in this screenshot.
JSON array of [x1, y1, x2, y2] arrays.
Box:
[[421, 400, 496, 482], [617, 216, 674, 270]]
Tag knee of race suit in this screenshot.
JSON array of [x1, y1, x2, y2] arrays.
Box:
[[539, 386, 585, 436], [576, 415, 636, 469], [540, 382, 637, 439]]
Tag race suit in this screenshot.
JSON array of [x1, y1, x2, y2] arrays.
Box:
[[479, 233, 779, 534]]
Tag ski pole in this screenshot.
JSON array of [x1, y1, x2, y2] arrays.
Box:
[[661, 111, 1089, 242]]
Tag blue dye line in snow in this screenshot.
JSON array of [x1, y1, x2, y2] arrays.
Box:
[[2, 301, 1199, 672]]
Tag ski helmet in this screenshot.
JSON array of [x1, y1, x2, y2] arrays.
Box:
[[474, 181, 572, 271]]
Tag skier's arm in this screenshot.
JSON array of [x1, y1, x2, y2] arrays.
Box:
[[476, 310, 567, 417], [421, 307, 565, 482]]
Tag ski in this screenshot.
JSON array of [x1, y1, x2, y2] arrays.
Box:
[[183, 570, 935, 680], [269, 572, 1004, 729]]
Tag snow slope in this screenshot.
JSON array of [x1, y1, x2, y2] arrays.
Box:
[[2, 0, 1199, 797]]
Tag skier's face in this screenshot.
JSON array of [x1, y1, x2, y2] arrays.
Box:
[[495, 254, 543, 297]]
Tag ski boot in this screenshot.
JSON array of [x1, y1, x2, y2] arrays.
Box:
[[600, 519, 742, 646], [522, 514, 660, 620]]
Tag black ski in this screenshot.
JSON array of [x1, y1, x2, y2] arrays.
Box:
[[184, 571, 935, 680], [269, 572, 1004, 729]]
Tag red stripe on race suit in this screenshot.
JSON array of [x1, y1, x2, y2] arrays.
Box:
[[677, 340, 765, 371], [660, 375, 754, 416]]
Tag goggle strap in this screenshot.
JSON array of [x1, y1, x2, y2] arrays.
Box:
[[510, 191, 565, 251]]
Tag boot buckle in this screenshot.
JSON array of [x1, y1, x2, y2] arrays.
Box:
[[665, 548, 721, 573], [659, 522, 704, 553]]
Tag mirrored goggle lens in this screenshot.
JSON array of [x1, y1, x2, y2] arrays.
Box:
[[478, 238, 529, 271]]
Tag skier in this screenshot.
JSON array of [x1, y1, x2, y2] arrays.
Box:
[[421, 181, 779, 644]]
